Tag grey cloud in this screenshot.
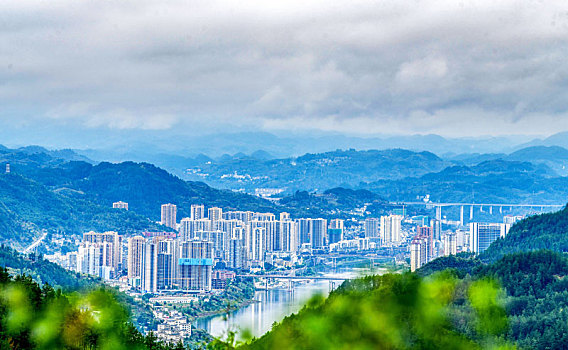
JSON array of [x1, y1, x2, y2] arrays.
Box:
[[1, 0, 568, 137]]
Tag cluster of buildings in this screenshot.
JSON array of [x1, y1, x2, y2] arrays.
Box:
[[409, 217, 516, 271], [46, 200, 525, 292], [153, 307, 191, 344], [49, 203, 349, 293]]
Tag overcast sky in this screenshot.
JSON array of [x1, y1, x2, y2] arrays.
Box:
[[2, 0, 568, 141]]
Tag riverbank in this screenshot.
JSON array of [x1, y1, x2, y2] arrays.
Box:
[[175, 277, 256, 320]]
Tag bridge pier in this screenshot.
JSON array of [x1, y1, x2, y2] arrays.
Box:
[[489, 206, 493, 215], [435, 206, 442, 221], [470, 205, 474, 220], [500, 206, 502, 214], [460, 206, 464, 226]]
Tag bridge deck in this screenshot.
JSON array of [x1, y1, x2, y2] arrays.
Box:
[[237, 274, 352, 281]]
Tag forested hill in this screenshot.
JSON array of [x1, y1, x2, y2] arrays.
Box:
[[1, 145, 275, 217], [480, 204, 568, 262], [62, 161, 277, 220], [0, 173, 164, 247], [411, 206, 568, 349], [363, 159, 568, 203], [0, 245, 98, 290]]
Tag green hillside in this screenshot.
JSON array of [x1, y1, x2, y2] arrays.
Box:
[[480, 205, 568, 262], [0, 245, 98, 290], [0, 268, 182, 350], [0, 173, 163, 246], [69, 161, 277, 220]]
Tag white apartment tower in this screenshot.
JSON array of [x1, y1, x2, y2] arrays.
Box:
[[161, 204, 177, 229], [127, 236, 146, 279], [470, 223, 511, 253], [410, 237, 428, 272], [141, 242, 158, 293], [381, 215, 403, 244], [191, 204, 205, 220]]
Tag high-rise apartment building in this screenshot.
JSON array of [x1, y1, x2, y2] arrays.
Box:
[[127, 236, 146, 279], [223, 211, 254, 222], [296, 218, 311, 245], [330, 219, 344, 231], [179, 218, 213, 241], [228, 238, 246, 269], [83, 231, 121, 270], [310, 218, 327, 249], [254, 213, 276, 221], [190, 204, 205, 220], [416, 226, 433, 258], [380, 215, 402, 244], [444, 232, 457, 256], [140, 242, 158, 293], [156, 239, 175, 290], [207, 207, 223, 222], [178, 240, 213, 291], [470, 223, 511, 253], [364, 218, 380, 238], [161, 204, 177, 229], [431, 219, 442, 240], [280, 220, 297, 252], [328, 229, 343, 244], [410, 236, 428, 272], [250, 227, 265, 262]]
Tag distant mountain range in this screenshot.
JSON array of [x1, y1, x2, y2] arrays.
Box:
[[365, 158, 568, 204], [169, 146, 568, 202], [2, 141, 568, 247], [183, 148, 449, 193]]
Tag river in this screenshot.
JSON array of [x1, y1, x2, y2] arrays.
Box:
[[194, 267, 381, 340]]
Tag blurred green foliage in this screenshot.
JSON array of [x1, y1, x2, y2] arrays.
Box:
[[209, 272, 513, 350], [0, 267, 183, 350], [421, 250, 568, 349]]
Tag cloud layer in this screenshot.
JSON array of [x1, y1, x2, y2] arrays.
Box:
[[2, 0, 568, 137]]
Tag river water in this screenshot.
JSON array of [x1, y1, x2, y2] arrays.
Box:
[[194, 267, 380, 340]]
